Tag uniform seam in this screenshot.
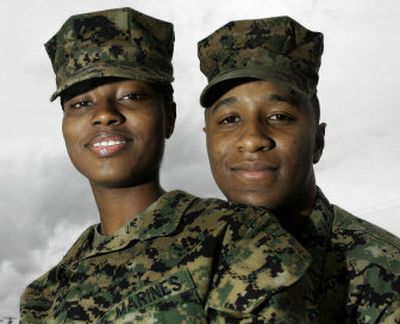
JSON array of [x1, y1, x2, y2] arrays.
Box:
[[332, 205, 400, 251]]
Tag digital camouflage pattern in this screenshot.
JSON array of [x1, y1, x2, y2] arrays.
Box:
[[295, 189, 400, 323], [198, 15, 400, 322], [20, 190, 318, 323], [45, 7, 174, 101], [197, 16, 323, 107]]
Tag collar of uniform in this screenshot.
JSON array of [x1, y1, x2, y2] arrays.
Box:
[[298, 187, 333, 244], [295, 187, 334, 285], [63, 190, 197, 263]]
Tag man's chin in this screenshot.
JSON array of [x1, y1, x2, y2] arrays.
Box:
[[226, 189, 280, 210]]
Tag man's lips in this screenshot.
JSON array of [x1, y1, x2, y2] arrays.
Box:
[[230, 161, 278, 180], [85, 133, 132, 157]]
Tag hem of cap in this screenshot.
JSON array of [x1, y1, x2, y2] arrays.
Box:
[[50, 63, 173, 101], [200, 66, 307, 107]]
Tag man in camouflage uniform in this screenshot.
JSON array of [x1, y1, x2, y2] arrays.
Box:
[[198, 16, 400, 323], [20, 8, 318, 323]]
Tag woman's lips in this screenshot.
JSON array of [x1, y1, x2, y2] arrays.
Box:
[[86, 133, 131, 157]]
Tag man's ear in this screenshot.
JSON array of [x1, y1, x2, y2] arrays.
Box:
[[165, 101, 176, 139], [313, 122, 326, 163]]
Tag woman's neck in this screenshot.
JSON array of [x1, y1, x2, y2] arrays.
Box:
[[91, 181, 165, 235]]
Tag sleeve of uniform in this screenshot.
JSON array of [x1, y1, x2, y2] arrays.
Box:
[[376, 296, 400, 323], [19, 225, 94, 323], [205, 206, 317, 323], [19, 267, 57, 324]]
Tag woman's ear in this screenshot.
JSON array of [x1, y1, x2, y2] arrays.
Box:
[[165, 101, 176, 139], [313, 123, 326, 163]]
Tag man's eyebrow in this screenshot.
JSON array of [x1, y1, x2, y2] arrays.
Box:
[[210, 97, 237, 113], [268, 93, 301, 108], [269, 93, 287, 101]]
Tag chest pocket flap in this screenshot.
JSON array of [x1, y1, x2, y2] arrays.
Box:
[[205, 229, 312, 318]]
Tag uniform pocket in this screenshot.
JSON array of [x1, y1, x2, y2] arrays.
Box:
[[205, 221, 312, 318], [100, 268, 207, 323]]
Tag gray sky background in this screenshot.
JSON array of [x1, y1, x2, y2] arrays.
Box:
[[1, 0, 400, 318]]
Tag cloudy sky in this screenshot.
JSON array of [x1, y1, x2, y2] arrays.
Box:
[[1, 0, 400, 318]]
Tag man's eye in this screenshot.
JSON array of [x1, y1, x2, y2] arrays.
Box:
[[121, 93, 146, 101], [221, 116, 240, 124], [269, 114, 293, 121]]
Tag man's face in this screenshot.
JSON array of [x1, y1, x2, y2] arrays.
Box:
[[62, 79, 175, 188], [204, 80, 325, 213]]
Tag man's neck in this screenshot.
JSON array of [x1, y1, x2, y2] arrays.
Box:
[[275, 185, 318, 237], [91, 181, 165, 235]]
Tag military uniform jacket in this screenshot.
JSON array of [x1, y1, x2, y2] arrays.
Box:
[[299, 189, 400, 323], [20, 190, 315, 323]]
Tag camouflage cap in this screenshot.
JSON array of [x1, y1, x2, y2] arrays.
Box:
[[45, 7, 174, 101], [198, 16, 323, 107]]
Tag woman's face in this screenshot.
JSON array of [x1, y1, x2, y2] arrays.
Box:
[[62, 79, 174, 188]]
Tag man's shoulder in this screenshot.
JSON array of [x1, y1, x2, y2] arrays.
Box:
[[325, 204, 400, 321], [331, 204, 400, 273], [332, 205, 400, 250]]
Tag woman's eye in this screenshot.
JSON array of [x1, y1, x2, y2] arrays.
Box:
[[69, 100, 92, 109], [221, 115, 240, 124]]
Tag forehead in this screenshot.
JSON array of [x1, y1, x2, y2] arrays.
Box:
[[223, 80, 288, 96], [209, 80, 306, 109], [61, 78, 152, 101]]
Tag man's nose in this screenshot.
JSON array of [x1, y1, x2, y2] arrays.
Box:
[[236, 119, 274, 153]]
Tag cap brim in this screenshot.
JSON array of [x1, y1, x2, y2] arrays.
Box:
[[200, 66, 309, 108], [50, 61, 173, 101]]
